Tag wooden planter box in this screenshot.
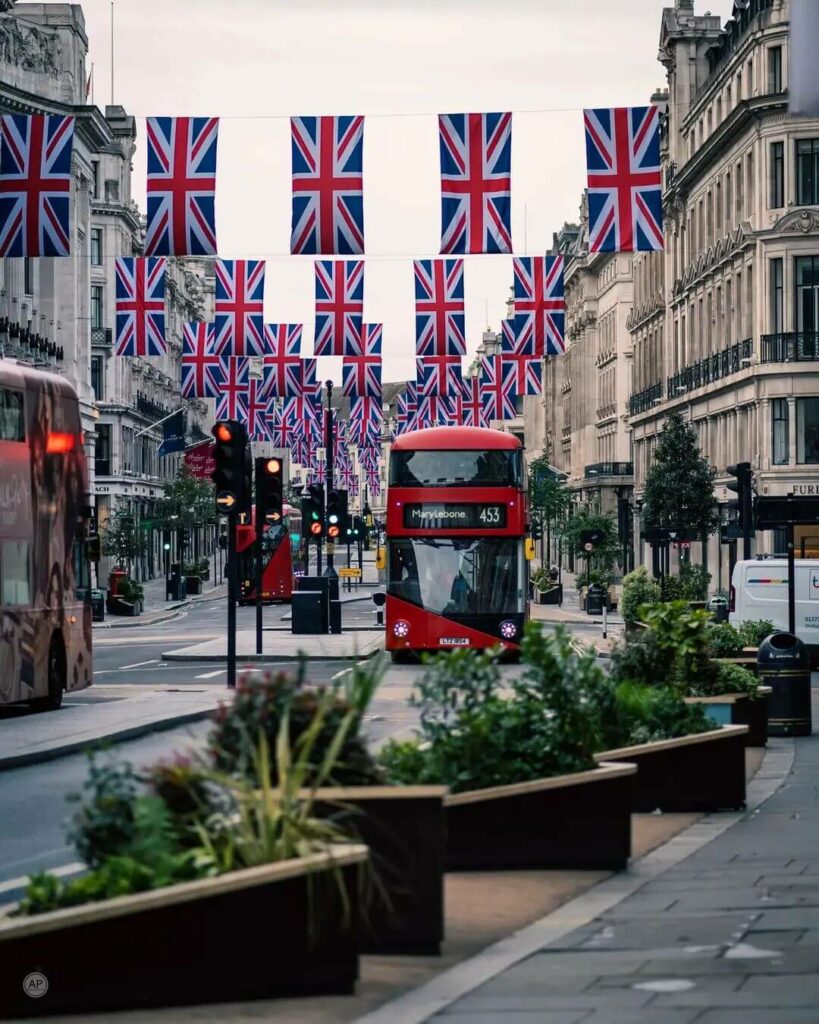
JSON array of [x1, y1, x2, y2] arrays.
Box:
[[595, 725, 748, 813], [444, 762, 635, 872], [314, 786, 447, 956], [185, 575, 203, 596], [686, 688, 771, 747], [0, 846, 367, 1019]]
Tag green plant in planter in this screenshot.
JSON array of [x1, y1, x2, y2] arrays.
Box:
[[691, 661, 760, 700], [612, 682, 713, 746], [118, 576, 143, 604], [737, 619, 776, 648], [707, 621, 744, 659], [638, 600, 716, 696], [621, 566, 661, 625], [380, 626, 607, 793], [207, 657, 384, 787]]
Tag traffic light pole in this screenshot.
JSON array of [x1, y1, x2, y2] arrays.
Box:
[[254, 486, 264, 656], [324, 379, 336, 578], [227, 511, 238, 690]]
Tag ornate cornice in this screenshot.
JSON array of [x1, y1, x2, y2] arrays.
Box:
[[768, 207, 819, 236], [671, 222, 755, 298]]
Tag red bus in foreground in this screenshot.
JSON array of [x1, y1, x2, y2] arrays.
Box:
[[0, 364, 92, 708], [385, 426, 528, 657], [235, 505, 298, 604]]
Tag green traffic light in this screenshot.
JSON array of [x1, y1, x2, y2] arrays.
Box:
[[329, 514, 339, 524]]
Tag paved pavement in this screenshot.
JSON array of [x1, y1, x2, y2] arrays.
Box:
[[418, 706, 819, 1023], [162, 627, 384, 662]]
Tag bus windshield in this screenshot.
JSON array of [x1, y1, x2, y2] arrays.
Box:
[[388, 537, 523, 615], [389, 448, 521, 488]]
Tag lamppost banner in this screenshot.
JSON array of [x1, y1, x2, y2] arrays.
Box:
[[184, 440, 216, 480]]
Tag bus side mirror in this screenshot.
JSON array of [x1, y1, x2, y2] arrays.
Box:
[[525, 538, 536, 561], [376, 547, 386, 571]]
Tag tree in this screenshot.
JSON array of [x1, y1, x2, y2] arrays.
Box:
[[528, 452, 570, 564], [563, 504, 620, 588], [100, 503, 148, 572], [154, 465, 215, 528], [642, 412, 719, 541]]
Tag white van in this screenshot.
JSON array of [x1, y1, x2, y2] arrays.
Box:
[[729, 558, 819, 654]]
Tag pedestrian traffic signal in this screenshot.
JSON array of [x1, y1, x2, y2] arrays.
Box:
[[257, 456, 283, 523], [211, 420, 251, 514], [303, 483, 325, 539]]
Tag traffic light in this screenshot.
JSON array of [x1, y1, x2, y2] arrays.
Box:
[[303, 483, 324, 539], [727, 461, 753, 559], [162, 529, 171, 553], [85, 533, 101, 563], [257, 456, 284, 523], [211, 420, 251, 515], [326, 488, 342, 539], [180, 527, 190, 549], [531, 516, 543, 542]]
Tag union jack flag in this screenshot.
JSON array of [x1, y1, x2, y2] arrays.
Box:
[[439, 112, 512, 254], [114, 258, 167, 357], [366, 470, 381, 496], [314, 260, 364, 356], [246, 378, 272, 441], [145, 116, 218, 257], [290, 116, 364, 255], [350, 397, 382, 445], [272, 404, 298, 449], [414, 258, 465, 355], [513, 255, 566, 355], [417, 352, 462, 398], [215, 260, 265, 357], [583, 106, 663, 253], [291, 434, 312, 467], [216, 357, 249, 422], [308, 463, 326, 486], [338, 464, 358, 492], [0, 114, 74, 257], [500, 347, 542, 396], [261, 323, 303, 398], [461, 376, 488, 428], [417, 395, 457, 427], [358, 445, 379, 472], [285, 394, 321, 430], [480, 355, 516, 421], [342, 323, 382, 399], [181, 323, 222, 398]]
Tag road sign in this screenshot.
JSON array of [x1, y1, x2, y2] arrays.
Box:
[[339, 567, 362, 579], [216, 491, 237, 512], [584, 542, 594, 552], [756, 495, 819, 529]]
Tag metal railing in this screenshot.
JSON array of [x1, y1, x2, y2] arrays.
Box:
[[629, 382, 664, 416], [666, 339, 752, 398], [91, 327, 112, 347], [135, 391, 173, 421], [761, 333, 819, 363], [584, 462, 634, 479]]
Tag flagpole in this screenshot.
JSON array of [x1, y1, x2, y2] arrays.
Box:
[[134, 407, 182, 439], [110, 1, 115, 105]]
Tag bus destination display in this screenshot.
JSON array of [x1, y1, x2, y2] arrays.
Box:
[[403, 502, 507, 530]]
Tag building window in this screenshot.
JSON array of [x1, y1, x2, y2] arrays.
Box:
[[90, 228, 103, 266], [23, 258, 33, 296], [796, 139, 819, 206], [95, 423, 111, 476], [767, 46, 783, 93], [770, 141, 784, 209], [795, 255, 819, 334], [770, 258, 784, 333], [90, 285, 103, 330], [91, 355, 104, 402], [91, 160, 100, 198], [772, 398, 789, 465], [797, 398, 819, 464]]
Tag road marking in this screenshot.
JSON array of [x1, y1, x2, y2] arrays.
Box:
[[195, 669, 225, 679], [118, 660, 159, 671], [0, 862, 85, 896]]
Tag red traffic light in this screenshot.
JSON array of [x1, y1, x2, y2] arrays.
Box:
[[213, 422, 233, 443], [263, 457, 282, 475], [328, 524, 340, 539], [310, 522, 323, 536]]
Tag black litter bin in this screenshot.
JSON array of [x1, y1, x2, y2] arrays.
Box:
[[757, 632, 812, 736], [292, 576, 329, 634], [90, 589, 105, 623], [166, 563, 187, 602], [586, 583, 604, 616]]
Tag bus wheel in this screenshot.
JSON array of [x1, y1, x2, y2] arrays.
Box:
[[43, 636, 65, 711]]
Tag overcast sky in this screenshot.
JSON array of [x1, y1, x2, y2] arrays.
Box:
[[68, 0, 734, 383]]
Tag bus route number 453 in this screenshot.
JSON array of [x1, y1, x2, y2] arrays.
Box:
[[479, 506, 502, 525]]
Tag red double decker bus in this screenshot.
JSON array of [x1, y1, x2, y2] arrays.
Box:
[[386, 426, 528, 657]]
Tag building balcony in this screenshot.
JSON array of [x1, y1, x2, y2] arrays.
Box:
[[629, 382, 664, 416], [761, 333, 819, 364], [666, 339, 753, 398], [135, 391, 173, 422], [584, 462, 634, 480], [91, 327, 113, 348]]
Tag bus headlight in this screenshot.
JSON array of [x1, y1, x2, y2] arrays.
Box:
[[500, 620, 518, 640], [393, 619, 410, 639]]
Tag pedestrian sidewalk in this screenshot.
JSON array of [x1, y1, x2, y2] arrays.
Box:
[[163, 629, 384, 663], [0, 687, 222, 770], [94, 555, 227, 630], [382, 725, 815, 1023]]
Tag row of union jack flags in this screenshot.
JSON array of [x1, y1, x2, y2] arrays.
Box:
[[113, 253, 566, 360], [0, 107, 662, 257]]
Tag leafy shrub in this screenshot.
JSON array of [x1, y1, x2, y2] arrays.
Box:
[[207, 659, 384, 787], [621, 566, 661, 625], [678, 562, 711, 602], [691, 661, 759, 700], [609, 629, 676, 689], [737, 619, 776, 648], [67, 754, 141, 868], [638, 600, 717, 696], [707, 622, 744, 659], [380, 626, 607, 793], [611, 682, 713, 746], [118, 576, 143, 604]]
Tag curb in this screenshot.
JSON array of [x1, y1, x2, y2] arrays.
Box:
[[0, 706, 219, 771], [92, 589, 227, 630]]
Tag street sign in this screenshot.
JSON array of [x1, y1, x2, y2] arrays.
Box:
[[755, 495, 819, 529], [339, 567, 362, 579], [216, 492, 236, 512]]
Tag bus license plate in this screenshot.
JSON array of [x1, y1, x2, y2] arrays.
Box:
[[440, 637, 470, 646]]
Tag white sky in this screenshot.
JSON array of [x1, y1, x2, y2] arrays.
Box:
[[60, 0, 734, 382]]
